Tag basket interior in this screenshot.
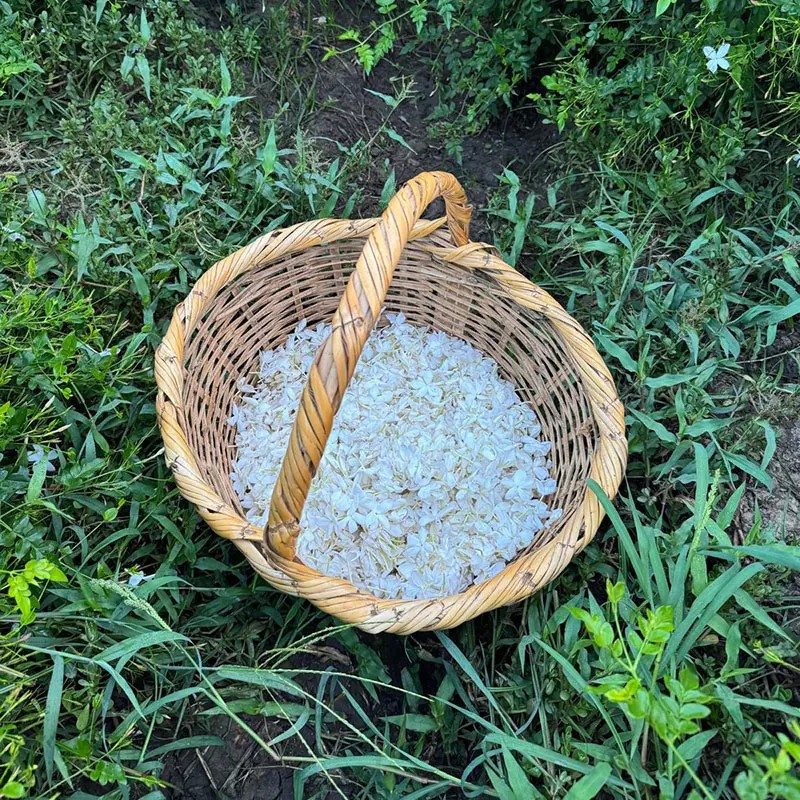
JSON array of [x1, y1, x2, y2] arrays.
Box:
[[182, 233, 598, 554]]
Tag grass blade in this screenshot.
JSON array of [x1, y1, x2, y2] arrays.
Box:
[[587, 480, 652, 606], [436, 632, 508, 723], [663, 562, 763, 668], [563, 762, 612, 799], [43, 654, 64, 783]]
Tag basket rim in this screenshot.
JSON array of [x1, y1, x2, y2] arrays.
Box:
[[155, 215, 627, 634]]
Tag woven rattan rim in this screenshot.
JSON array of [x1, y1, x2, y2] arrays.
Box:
[[155, 171, 627, 634]]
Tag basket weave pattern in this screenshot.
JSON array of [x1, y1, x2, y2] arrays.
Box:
[[155, 172, 627, 634]]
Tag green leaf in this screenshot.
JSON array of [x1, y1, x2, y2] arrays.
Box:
[[503, 747, 543, 799], [261, 125, 278, 178], [564, 762, 613, 799], [740, 295, 800, 325], [27, 188, 48, 225], [364, 88, 400, 108], [763, 296, 800, 324], [356, 42, 376, 74], [44, 654, 64, 782], [595, 219, 632, 252], [485, 733, 633, 791], [594, 331, 638, 372], [487, 765, 517, 800], [606, 579, 625, 604], [683, 418, 731, 437], [220, 55, 231, 95], [716, 484, 746, 532], [163, 152, 192, 178], [655, 0, 673, 15], [720, 544, 800, 572], [94, 631, 188, 664], [26, 457, 48, 503], [605, 677, 641, 703], [147, 735, 225, 757], [112, 148, 150, 170], [297, 755, 427, 793], [530, 636, 627, 757], [135, 53, 151, 99], [410, 1, 428, 33], [587, 479, 652, 606], [782, 251, 800, 284], [25, 559, 52, 581], [727, 693, 800, 719], [0, 782, 26, 799], [663, 562, 764, 668], [593, 621, 615, 649], [7, 575, 32, 620], [734, 589, 792, 642], [383, 713, 438, 733], [580, 240, 621, 256], [628, 408, 678, 444], [156, 171, 179, 186], [139, 9, 150, 44], [214, 667, 304, 697], [722, 451, 773, 490], [693, 442, 710, 533], [129, 266, 150, 302], [120, 53, 135, 80], [688, 186, 727, 213], [758, 420, 777, 469], [214, 199, 241, 220], [380, 169, 397, 209], [715, 684, 745, 730], [436, 633, 507, 721], [723, 622, 742, 674], [385, 127, 415, 152]]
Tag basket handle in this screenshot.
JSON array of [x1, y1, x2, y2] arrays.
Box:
[[264, 171, 472, 559]]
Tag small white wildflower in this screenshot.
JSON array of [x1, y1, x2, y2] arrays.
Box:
[[703, 42, 730, 74], [127, 570, 152, 587], [28, 444, 58, 473], [230, 316, 562, 600]]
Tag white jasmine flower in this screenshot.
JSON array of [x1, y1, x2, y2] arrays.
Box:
[[127, 569, 152, 587], [28, 444, 58, 473], [230, 316, 561, 600], [704, 42, 730, 74]]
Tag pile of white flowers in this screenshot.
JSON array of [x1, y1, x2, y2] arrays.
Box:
[[229, 314, 561, 600]]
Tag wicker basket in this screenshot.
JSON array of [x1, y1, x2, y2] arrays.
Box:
[[155, 171, 627, 634]]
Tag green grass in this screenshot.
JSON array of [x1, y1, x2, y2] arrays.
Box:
[[1, 1, 799, 799]]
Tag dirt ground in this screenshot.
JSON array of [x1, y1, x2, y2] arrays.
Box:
[[305, 51, 559, 242], [739, 420, 800, 543], [737, 332, 800, 545], [196, 0, 559, 237]]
